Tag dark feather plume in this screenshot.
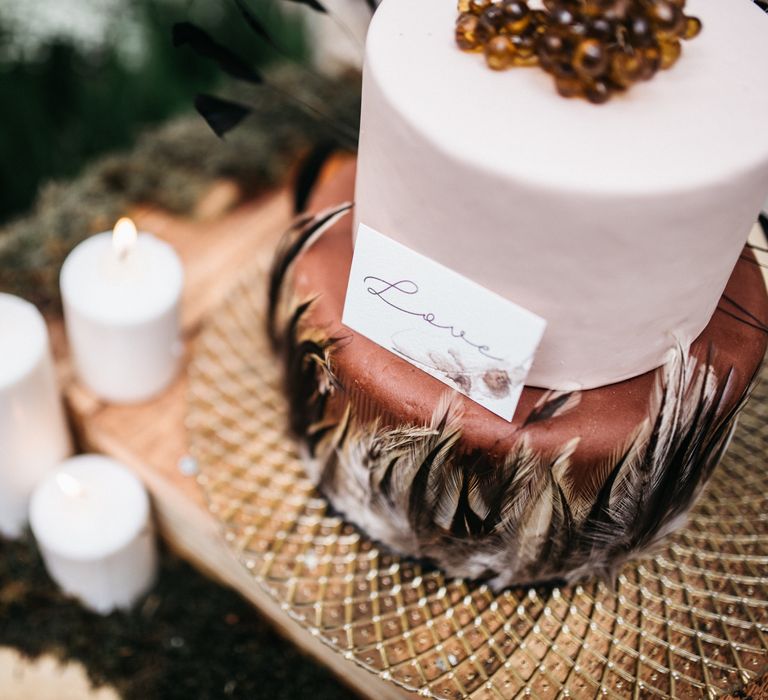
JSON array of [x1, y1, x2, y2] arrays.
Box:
[[282, 0, 328, 13], [194, 94, 251, 138], [565, 348, 754, 583], [267, 203, 353, 345], [293, 142, 339, 214], [315, 405, 352, 496], [231, 0, 280, 49], [408, 411, 462, 536], [759, 211, 768, 237], [283, 300, 340, 438], [173, 22, 264, 84], [523, 391, 580, 427], [722, 293, 768, 333]]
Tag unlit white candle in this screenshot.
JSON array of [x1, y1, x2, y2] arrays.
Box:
[[60, 219, 184, 404], [0, 293, 72, 538], [29, 454, 157, 614]]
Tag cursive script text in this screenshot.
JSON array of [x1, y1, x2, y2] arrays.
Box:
[[363, 275, 504, 362]]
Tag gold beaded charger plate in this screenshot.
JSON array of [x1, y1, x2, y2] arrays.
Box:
[[188, 268, 768, 700]]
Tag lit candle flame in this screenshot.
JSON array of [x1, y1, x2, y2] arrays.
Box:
[[112, 217, 138, 261], [56, 472, 85, 498]]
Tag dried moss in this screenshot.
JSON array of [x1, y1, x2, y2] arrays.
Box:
[[0, 532, 357, 700]]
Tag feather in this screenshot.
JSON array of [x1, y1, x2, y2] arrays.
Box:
[[722, 293, 768, 333], [564, 346, 752, 584], [271, 256, 755, 588], [293, 142, 339, 214], [305, 417, 340, 453], [267, 203, 353, 345], [544, 481, 575, 566], [549, 437, 588, 529], [449, 475, 484, 537], [231, 0, 280, 49], [407, 399, 464, 534], [523, 391, 581, 426], [316, 403, 352, 492], [421, 398, 467, 531], [466, 466, 493, 524], [282, 0, 328, 13], [716, 306, 768, 335], [193, 94, 251, 139], [496, 440, 547, 533], [175, 11, 362, 146], [172, 22, 263, 85], [281, 300, 343, 444], [371, 425, 436, 502]]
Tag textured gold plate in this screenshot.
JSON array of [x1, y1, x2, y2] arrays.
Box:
[[188, 269, 768, 699]]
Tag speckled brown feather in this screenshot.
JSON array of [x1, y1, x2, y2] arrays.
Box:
[[267, 210, 754, 590]]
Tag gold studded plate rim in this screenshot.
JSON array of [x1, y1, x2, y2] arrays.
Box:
[[188, 268, 768, 700]]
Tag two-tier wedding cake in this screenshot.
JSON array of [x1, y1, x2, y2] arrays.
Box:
[[267, 0, 768, 589]]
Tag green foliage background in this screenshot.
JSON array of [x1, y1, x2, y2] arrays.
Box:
[[0, 0, 307, 224]]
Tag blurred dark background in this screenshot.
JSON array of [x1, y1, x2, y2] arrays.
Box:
[[0, 0, 306, 225]]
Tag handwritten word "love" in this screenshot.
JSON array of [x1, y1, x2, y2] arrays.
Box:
[[363, 276, 504, 362]]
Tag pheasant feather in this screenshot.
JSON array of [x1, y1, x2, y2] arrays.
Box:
[[267, 209, 757, 590]]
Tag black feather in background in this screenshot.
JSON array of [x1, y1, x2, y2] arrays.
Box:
[[172, 22, 264, 85], [283, 0, 328, 13], [231, 0, 281, 49], [293, 141, 339, 213], [193, 94, 252, 138]]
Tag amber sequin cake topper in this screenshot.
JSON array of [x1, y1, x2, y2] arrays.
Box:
[[456, 0, 702, 103]]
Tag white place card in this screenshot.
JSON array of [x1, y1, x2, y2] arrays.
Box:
[[342, 224, 547, 421]]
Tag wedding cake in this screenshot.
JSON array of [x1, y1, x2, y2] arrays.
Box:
[[268, 0, 768, 588]]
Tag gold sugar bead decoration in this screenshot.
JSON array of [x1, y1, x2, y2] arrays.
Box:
[[555, 74, 584, 98], [684, 15, 702, 39], [659, 38, 682, 69], [455, 0, 703, 103], [610, 51, 644, 87], [456, 13, 484, 51], [469, 0, 493, 14], [485, 35, 515, 69], [573, 38, 609, 79]]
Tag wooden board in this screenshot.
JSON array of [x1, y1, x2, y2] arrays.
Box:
[[50, 168, 768, 700], [49, 169, 417, 700]]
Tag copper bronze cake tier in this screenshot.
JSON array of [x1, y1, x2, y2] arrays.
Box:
[[267, 160, 768, 590]]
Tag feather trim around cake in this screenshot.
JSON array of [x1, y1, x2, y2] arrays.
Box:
[[266, 205, 758, 591]]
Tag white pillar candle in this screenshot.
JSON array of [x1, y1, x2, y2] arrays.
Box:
[[29, 454, 157, 614], [0, 293, 72, 538], [60, 218, 184, 404]]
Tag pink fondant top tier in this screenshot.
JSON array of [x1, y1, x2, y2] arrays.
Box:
[[354, 0, 768, 390]]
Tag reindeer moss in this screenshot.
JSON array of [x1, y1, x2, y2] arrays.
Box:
[[0, 533, 357, 700]]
